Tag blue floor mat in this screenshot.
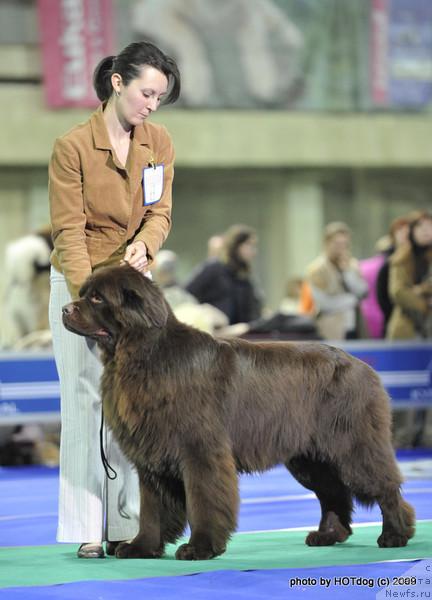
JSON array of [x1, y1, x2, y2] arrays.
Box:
[[0, 450, 431, 600], [1, 452, 431, 547], [0, 561, 430, 600]]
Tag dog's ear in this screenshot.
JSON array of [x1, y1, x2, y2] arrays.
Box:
[[79, 276, 92, 298], [121, 278, 170, 329], [122, 287, 142, 308]]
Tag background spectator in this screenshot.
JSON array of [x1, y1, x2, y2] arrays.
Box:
[[279, 277, 303, 315], [153, 249, 197, 310], [186, 224, 263, 325], [153, 249, 228, 333], [305, 222, 368, 340], [387, 212, 432, 340], [376, 215, 414, 336], [387, 211, 432, 447], [207, 234, 224, 260], [1, 225, 53, 349], [358, 235, 393, 339]]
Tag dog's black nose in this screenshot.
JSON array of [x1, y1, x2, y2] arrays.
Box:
[[62, 303, 78, 316]]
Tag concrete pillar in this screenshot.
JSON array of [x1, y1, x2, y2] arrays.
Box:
[[264, 177, 324, 311], [283, 179, 324, 279], [27, 178, 50, 230]]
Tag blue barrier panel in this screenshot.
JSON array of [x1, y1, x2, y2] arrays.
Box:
[[0, 352, 60, 424], [0, 341, 431, 424], [338, 341, 432, 410]]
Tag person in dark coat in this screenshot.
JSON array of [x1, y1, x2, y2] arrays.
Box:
[[376, 215, 412, 336], [387, 212, 432, 340], [185, 225, 262, 325], [386, 211, 432, 448]]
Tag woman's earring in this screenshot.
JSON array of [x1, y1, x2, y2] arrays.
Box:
[[115, 89, 120, 97]]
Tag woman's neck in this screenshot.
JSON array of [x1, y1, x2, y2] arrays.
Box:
[[103, 99, 132, 142]]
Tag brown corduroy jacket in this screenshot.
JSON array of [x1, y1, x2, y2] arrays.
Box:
[[387, 243, 432, 339], [49, 104, 175, 299]]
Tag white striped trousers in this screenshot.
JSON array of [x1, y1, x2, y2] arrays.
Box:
[[49, 267, 139, 543]]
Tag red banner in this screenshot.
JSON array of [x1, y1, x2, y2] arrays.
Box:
[[370, 0, 389, 105], [37, 0, 114, 108]]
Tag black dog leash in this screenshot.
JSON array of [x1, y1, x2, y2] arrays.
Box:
[[99, 408, 118, 480], [99, 408, 132, 519]]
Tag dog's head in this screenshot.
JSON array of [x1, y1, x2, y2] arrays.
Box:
[[62, 264, 171, 351]]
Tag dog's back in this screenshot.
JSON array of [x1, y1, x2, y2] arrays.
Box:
[[218, 339, 392, 473]]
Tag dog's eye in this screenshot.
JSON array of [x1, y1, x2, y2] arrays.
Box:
[[90, 293, 103, 304]]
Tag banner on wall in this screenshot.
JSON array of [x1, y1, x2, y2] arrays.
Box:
[[388, 0, 432, 107], [371, 0, 432, 108], [37, 0, 114, 108], [370, 0, 389, 105]]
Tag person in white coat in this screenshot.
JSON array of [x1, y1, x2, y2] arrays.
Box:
[[306, 222, 368, 340]]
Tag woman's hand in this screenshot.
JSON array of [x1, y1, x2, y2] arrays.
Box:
[[336, 251, 351, 271], [123, 241, 148, 273]]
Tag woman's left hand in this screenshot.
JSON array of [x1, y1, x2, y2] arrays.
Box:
[[123, 241, 148, 273]]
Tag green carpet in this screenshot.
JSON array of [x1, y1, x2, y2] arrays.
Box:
[[1, 522, 431, 588]]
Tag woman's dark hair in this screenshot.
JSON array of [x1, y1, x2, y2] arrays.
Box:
[[407, 211, 432, 283], [93, 41, 180, 103], [222, 224, 257, 276], [409, 212, 432, 248]]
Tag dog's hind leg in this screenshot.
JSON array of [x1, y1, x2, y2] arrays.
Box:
[[286, 455, 353, 546], [175, 448, 239, 560], [376, 492, 415, 548], [343, 442, 415, 548]]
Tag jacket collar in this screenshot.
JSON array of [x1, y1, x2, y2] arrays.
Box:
[[132, 121, 150, 147], [91, 103, 150, 150], [90, 104, 111, 150]]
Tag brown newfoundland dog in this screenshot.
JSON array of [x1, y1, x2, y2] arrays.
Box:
[[62, 264, 415, 560]]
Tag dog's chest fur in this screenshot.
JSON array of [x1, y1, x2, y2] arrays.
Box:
[[100, 356, 182, 476]]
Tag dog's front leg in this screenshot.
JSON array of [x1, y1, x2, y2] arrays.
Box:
[[175, 448, 239, 560], [115, 478, 163, 558]]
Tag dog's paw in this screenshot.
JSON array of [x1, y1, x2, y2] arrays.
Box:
[[175, 543, 217, 561], [306, 530, 339, 546], [306, 513, 350, 546], [306, 526, 349, 546], [115, 541, 163, 559], [377, 532, 408, 548]]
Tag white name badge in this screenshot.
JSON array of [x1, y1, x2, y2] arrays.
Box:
[[143, 164, 164, 205]]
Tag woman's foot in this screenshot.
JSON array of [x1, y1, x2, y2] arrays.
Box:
[[77, 542, 105, 558]]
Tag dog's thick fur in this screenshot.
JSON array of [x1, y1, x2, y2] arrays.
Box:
[[63, 264, 415, 560]]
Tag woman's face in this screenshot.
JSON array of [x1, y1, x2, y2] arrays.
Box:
[[326, 233, 351, 261], [237, 236, 258, 264], [393, 223, 409, 248], [413, 217, 432, 247], [113, 65, 168, 127]]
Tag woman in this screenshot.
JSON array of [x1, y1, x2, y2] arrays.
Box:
[[376, 215, 413, 336], [48, 41, 180, 558], [387, 212, 432, 448], [388, 212, 432, 340], [185, 224, 262, 325]]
